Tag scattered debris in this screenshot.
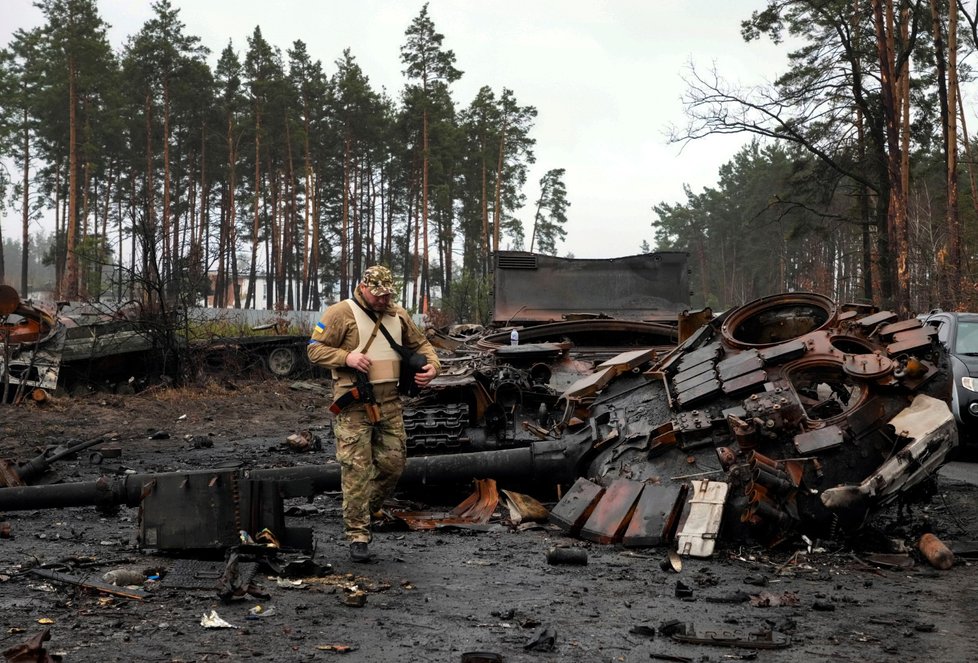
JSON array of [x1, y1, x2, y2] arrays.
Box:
[[667, 623, 791, 649], [285, 430, 319, 452], [523, 624, 557, 652], [546, 546, 588, 565], [1, 629, 60, 663], [200, 610, 236, 629], [101, 568, 145, 587], [30, 568, 147, 600], [918, 533, 955, 570]]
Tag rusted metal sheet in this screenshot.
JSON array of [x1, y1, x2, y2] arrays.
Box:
[[579, 479, 644, 544], [720, 369, 767, 396], [879, 318, 923, 338], [717, 350, 763, 381], [549, 477, 605, 534], [678, 307, 714, 343], [622, 483, 687, 547], [395, 479, 500, 530], [674, 367, 719, 393], [856, 311, 899, 328], [673, 360, 717, 387], [561, 367, 615, 401], [676, 342, 723, 373], [675, 378, 723, 409], [757, 339, 807, 364], [794, 425, 845, 455], [492, 251, 690, 325]]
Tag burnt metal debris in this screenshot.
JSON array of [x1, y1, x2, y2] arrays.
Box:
[[0, 252, 959, 558]]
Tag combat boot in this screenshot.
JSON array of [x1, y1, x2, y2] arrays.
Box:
[[350, 541, 373, 563]]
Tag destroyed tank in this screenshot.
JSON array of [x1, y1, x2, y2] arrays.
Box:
[[402, 251, 692, 455]]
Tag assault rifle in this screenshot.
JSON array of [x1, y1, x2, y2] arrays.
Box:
[[328, 370, 381, 423]]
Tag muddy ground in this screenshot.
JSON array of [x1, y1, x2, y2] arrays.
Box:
[[1, 377, 978, 662]]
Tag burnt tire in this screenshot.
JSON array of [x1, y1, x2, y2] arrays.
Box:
[[266, 346, 297, 377]]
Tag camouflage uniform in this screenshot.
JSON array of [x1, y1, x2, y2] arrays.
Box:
[[307, 266, 440, 544]]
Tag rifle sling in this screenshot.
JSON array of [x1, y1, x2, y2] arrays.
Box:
[[359, 308, 384, 354]]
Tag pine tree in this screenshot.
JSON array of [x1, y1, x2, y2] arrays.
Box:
[[529, 168, 569, 255]]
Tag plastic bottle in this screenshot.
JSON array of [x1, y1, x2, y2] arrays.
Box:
[[510, 328, 519, 346]]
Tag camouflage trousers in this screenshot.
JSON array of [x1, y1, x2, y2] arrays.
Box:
[[333, 384, 406, 543]]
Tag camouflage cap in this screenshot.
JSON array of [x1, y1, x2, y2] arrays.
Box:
[[362, 265, 396, 296]]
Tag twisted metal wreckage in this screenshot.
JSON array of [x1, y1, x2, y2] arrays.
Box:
[[0, 253, 959, 559]]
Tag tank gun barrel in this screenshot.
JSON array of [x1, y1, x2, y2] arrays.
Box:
[[0, 438, 589, 512]]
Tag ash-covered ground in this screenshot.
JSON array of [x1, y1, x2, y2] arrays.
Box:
[[1, 380, 977, 662]]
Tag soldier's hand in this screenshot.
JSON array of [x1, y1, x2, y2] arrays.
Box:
[[346, 351, 371, 373], [415, 364, 437, 387]]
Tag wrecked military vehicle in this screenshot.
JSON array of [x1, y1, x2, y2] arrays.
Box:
[[0, 286, 310, 400], [0, 249, 957, 561], [404, 251, 692, 454], [0, 285, 64, 399], [389, 288, 956, 555]]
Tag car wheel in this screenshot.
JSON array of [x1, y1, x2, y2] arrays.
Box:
[[266, 347, 297, 377]]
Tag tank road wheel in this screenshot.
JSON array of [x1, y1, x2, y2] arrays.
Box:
[[266, 347, 297, 377]]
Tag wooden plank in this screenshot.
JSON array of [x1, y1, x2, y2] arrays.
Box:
[[561, 367, 615, 401], [31, 568, 148, 600], [597, 348, 657, 374]]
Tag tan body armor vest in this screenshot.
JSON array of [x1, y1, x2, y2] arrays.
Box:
[[332, 299, 402, 387]]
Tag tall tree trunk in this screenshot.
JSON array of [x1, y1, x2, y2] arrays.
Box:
[[956, 88, 978, 309], [20, 107, 29, 294], [493, 123, 507, 256], [481, 159, 489, 278], [421, 110, 430, 312], [247, 112, 262, 309], [301, 114, 312, 309], [341, 136, 350, 300], [144, 92, 160, 306], [62, 56, 80, 299], [932, 0, 956, 306], [947, 1, 960, 302], [872, 0, 910, 312], [310, 171, 320, 310], [163, 79, 173, 294]]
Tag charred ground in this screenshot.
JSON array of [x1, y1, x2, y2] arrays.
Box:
[[1, 379, 977, 662]]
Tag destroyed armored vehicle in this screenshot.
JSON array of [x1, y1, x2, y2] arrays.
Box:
[[0, 286, 311, 399], [0, 285, 64, 398], [0, 289, 958, 559], [404, 251, 693, 454]]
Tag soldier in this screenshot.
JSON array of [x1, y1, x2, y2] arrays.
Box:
[[307, 266, 440, 562]]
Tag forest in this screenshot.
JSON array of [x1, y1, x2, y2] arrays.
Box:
[[0, 0, 569, 323], [660, 0, 978, 314], [0, 0, 976, 321]]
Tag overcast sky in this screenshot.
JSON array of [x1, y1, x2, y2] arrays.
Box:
[[3, 0, 786, 259]]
